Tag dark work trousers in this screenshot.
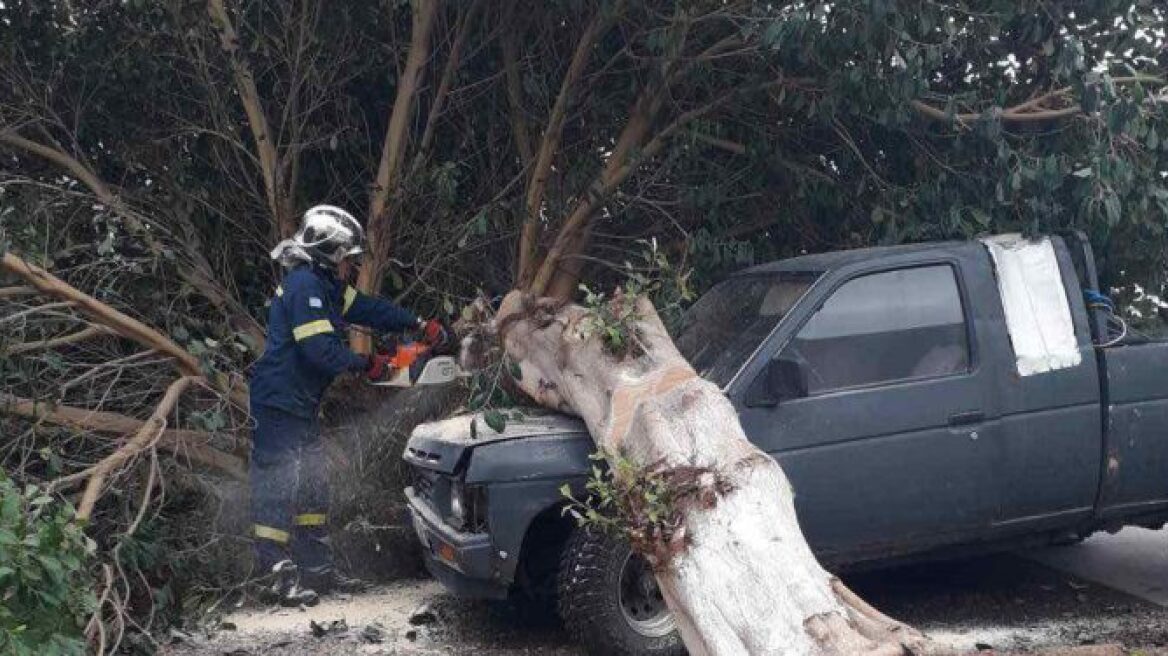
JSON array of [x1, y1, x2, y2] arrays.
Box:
[[250, 402, 331, 575]]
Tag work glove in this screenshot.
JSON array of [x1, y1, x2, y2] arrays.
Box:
[[366, 352, 393, 382], [421, 319, 447, 345]]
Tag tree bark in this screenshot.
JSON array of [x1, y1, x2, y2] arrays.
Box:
[[496, 291, 941, 656], [352, 0, 441, 355]]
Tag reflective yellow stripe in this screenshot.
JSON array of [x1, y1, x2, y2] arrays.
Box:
[[292, 320, 334, 341], [254, 524, 290, 543], [342, 287, 358, 315], [275, 286, 284, 297], [294, 513, 327, 527]]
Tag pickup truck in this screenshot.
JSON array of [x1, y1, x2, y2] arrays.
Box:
[[402, 234, 1168, 656]]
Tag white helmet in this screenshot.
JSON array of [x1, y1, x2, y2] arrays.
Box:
[[294, 205, 365, 267]]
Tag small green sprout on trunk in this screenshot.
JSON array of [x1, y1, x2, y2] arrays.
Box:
[[560, 450, 732, 569]]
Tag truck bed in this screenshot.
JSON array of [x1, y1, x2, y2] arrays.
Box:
[[1098, 340, 1168, 519]]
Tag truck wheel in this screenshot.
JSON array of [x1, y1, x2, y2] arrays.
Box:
[[557, 526, 684, 656]]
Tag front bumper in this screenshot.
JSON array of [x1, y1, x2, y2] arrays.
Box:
[[404, 486, 509, 600]]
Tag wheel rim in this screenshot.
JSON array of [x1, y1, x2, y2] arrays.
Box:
[[617, 551, 675, 638]]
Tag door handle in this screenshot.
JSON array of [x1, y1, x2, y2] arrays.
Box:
[[948, 411, 984, 427]]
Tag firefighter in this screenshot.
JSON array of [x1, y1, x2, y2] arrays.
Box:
[[249, 205, 441, 605]]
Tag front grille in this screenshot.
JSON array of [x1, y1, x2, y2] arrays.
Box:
[[406, 446, 442, 464], [411, 467, 449, 515], [408, 467, 487, 534], [413, 469, 435, 502]]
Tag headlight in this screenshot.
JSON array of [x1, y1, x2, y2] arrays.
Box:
[[449, 479, 466, 528]]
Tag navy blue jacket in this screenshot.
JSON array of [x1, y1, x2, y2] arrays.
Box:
[[250, 264, 418, 417]]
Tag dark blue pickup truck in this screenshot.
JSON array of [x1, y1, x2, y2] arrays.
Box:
[[403, 234, 1168, 656]]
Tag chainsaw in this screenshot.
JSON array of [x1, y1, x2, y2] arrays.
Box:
[[367, 325, 462, 388]]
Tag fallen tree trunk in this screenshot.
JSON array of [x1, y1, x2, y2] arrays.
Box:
[[0, 393, 246, 480], [495, 290, 938, 656]]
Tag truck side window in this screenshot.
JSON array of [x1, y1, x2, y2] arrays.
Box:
[[779, 265, 970, 396]]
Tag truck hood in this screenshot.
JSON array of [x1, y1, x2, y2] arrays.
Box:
[[404, 411, 588, 474]]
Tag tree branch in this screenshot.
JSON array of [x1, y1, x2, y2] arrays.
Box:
[[409, 0, 484, 179], [2, 252, 202, 375], [364, 0, 442, 276], [0, 131, 121, 210], [517, 9, 607, 284], [73, 376, 197, 521], [0, 286, 37, 298], [501, 4, 534, 169], [0, 132, 264, 345], [527, 85, 664, 296], [206, 0, 293, 237], [5, 325, 112, 355], [530, 76, 779, 296], [0, 393, 246, 480], [693, 133, 746, 155], [912, 75, 1164, 125], [0, 252, 249, 409]]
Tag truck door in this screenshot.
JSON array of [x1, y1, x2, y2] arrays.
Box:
[[736, 260, 1000, 561], [985, 239, 1101, 528]]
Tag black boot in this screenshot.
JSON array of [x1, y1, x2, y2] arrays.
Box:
[[259, 560, 321, 607]]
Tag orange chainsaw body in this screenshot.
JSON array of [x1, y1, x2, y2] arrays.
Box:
[[387, 341, 430, 371]]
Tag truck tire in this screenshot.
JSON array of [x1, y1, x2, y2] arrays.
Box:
[[557, 526, 684, 656]]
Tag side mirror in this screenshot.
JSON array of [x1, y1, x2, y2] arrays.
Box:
[[746, 357, 808, 407]]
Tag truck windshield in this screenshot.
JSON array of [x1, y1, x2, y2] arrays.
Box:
[[675, 273, 820, 387]]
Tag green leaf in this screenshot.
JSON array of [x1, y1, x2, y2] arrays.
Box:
[[559, 484, 572, 499], [483, 410, 506, 434], [1103, 194, 1122, 226], [506, 359, 522, 381]]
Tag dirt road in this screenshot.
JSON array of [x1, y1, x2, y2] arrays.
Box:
[[163, 548, 1168, 655]]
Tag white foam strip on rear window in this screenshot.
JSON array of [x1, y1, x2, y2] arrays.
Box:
[[980, 234, 1082, 376]]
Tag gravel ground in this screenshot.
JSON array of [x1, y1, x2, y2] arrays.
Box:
[[163, 553, 1168, 655]]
